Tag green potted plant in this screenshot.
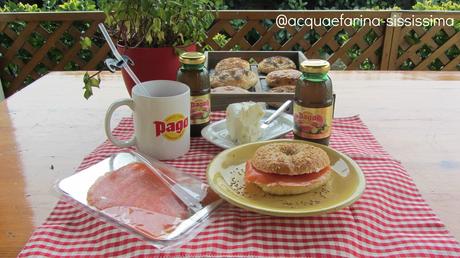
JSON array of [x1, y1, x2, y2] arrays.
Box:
[[85, 0, 218, 97]]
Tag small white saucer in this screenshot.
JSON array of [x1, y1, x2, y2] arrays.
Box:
[[201, 110, 293, 149]]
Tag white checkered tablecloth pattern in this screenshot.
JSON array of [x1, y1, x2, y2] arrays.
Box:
[[18, 113, 460, 257]]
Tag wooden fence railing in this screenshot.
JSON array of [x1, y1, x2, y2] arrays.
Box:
[[0, 10, 459, 97], [0, 12, 108, 97], [388, 12, 460, 71], [205, 11, 460, 71]]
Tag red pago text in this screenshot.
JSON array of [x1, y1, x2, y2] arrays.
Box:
[[154, 117, 189, 137]]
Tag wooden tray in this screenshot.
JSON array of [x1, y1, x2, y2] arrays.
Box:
[[205, 51, 307, 111]]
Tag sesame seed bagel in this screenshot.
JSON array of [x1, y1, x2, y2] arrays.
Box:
[[266, 69, 301, 88], [215, 57, 250, 71], [258, 56, 296, 74], [254, 168, 332, 195], [210, 68, 258, 89], [211, 85, 250, 93], [251, 142, 330, 175], [269, 85, 296, 93]]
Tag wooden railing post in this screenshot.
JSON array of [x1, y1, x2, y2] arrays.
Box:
[[0, 79, 4, 101], [381, 12, 401, 70]]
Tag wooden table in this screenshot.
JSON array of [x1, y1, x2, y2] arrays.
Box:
[[1, 71, 460, 257]]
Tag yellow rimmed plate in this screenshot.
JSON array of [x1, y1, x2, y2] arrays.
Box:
[[206, 139, 365, 217]]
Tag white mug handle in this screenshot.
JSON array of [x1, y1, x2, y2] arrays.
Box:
[[105, 98, 136, 148]]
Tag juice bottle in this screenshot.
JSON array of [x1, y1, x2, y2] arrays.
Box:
[[177, 52, 211, 137], [293, 59, 333, 145]]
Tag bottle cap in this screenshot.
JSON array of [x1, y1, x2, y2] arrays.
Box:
[[300, 59, 330, 74], [179, 52, 206, 65]]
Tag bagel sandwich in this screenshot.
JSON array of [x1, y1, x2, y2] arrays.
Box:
[[244, 142, 332, 195]]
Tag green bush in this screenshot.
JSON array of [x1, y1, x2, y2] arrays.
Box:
[[222, 0, 412, 10], [413, 0, 460, 11], [99, 0, 218, 48]]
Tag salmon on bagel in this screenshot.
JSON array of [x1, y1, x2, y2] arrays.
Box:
[[245, 142, 332, 195]]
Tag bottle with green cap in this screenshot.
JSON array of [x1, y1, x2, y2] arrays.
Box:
[[177, 52, 211, 137], [293, 59, 334, 145]]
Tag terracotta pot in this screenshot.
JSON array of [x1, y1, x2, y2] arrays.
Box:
[[117, 44, 196, 95]]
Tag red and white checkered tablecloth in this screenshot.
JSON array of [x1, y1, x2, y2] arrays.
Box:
[[19, 113, 460, 257]]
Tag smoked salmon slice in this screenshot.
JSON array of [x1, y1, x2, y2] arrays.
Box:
[[87, 162, 189, 219], [245, 161, 330, 186]]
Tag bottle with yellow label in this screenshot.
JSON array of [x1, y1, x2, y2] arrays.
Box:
[[177, 52, 211, 137], [294, 59, 334, 145]]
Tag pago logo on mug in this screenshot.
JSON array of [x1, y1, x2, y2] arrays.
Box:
[[153, 113, 189, 140]]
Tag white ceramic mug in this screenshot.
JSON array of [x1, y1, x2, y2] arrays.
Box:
[[105, 80, 190, 160]]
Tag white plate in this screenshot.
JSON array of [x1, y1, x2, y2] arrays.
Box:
[[201, 110, 293, 149]]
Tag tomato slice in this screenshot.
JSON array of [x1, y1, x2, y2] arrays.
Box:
[[245, 161, 330, 186]]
